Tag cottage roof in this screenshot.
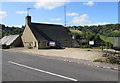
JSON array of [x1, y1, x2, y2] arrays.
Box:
[[0, 35, 19, 45], [29, 23, 72, 42]]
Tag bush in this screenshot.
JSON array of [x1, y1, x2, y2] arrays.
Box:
[[26, 45, 32, 49], [82, 45, 91, 48], [93, 57, 120, 64], [93, 58, 103, 62], [106, 56, 120, 64]]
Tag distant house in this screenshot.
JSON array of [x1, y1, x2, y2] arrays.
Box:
[[21, 16, 72, 49], [0, 35, 23, 48]]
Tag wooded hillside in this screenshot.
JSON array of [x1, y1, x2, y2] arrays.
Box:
[[67, 24, 120, 48], [0, 24, 24, 38], [67, 24, 120, 37]]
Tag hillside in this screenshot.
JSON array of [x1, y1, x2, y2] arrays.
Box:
[[67, 24, 120, 37], [67, 24, 120, 48], [100, 36, 118, 45], [0, 24, 24, 38]]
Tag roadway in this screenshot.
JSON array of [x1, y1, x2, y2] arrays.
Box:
[[2, 50, 118, 81]]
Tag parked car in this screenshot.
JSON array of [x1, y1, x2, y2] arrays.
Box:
[[49, 41, 61, 49]]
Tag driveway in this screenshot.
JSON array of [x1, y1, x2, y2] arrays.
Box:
[[9, 48, 102, 61]]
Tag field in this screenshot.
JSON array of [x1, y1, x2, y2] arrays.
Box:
[[100, 35, 118, 44]]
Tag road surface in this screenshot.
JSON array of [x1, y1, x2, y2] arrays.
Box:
[[2, 50, 118, 81]]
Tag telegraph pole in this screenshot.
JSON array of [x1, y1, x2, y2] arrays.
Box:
[[64, 5, 66, 27]]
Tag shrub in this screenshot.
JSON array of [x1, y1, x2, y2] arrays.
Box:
[[93, 57, 120, 64], [93, 58, 103, 62], [26, 45, 32, 49], [106, 56, 120, 64]]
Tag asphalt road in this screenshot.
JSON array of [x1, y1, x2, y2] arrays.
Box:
[[2, 50, 118, 81]]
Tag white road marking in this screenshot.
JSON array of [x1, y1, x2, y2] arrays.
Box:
[[8, 61, 78, 81]]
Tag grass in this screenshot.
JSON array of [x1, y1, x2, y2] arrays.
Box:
[[93, 58, 103, 62], [69, 29, 82, 34], [82, 47, 101, 50], [26, 45, 33, 49], [100, 35, 117, 44]]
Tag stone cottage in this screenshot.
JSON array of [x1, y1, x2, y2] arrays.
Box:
[[21, 16, 72, 49]]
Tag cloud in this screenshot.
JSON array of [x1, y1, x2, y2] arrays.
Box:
[[89, 22, 110, 26], [3, 0, 119, 2], [0, 11, 7, 19], [51, 22, 63, 25], [71, 14, 91, 25], [83, 1, 94, 6], [4, 24, 22, 28], [50, 18, 61, 21], [66, 12, 79, 16], [3, 0, 35, 2], [11, 25, 22, 27], [2, 0, 119, 2], [34, 0, 70, 10], [40, 21, 63, 25], [16, 11, 27, 14], [3, 0, 71, 2], [71, 14, 109, 26]]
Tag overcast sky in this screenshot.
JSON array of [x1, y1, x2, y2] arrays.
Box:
[[0, 0, 118, 27]]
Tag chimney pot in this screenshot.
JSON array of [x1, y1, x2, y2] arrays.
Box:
[[25, 16, 31, 25]]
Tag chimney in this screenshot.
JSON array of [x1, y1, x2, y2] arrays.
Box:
[[25, 16, 31, 25]]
